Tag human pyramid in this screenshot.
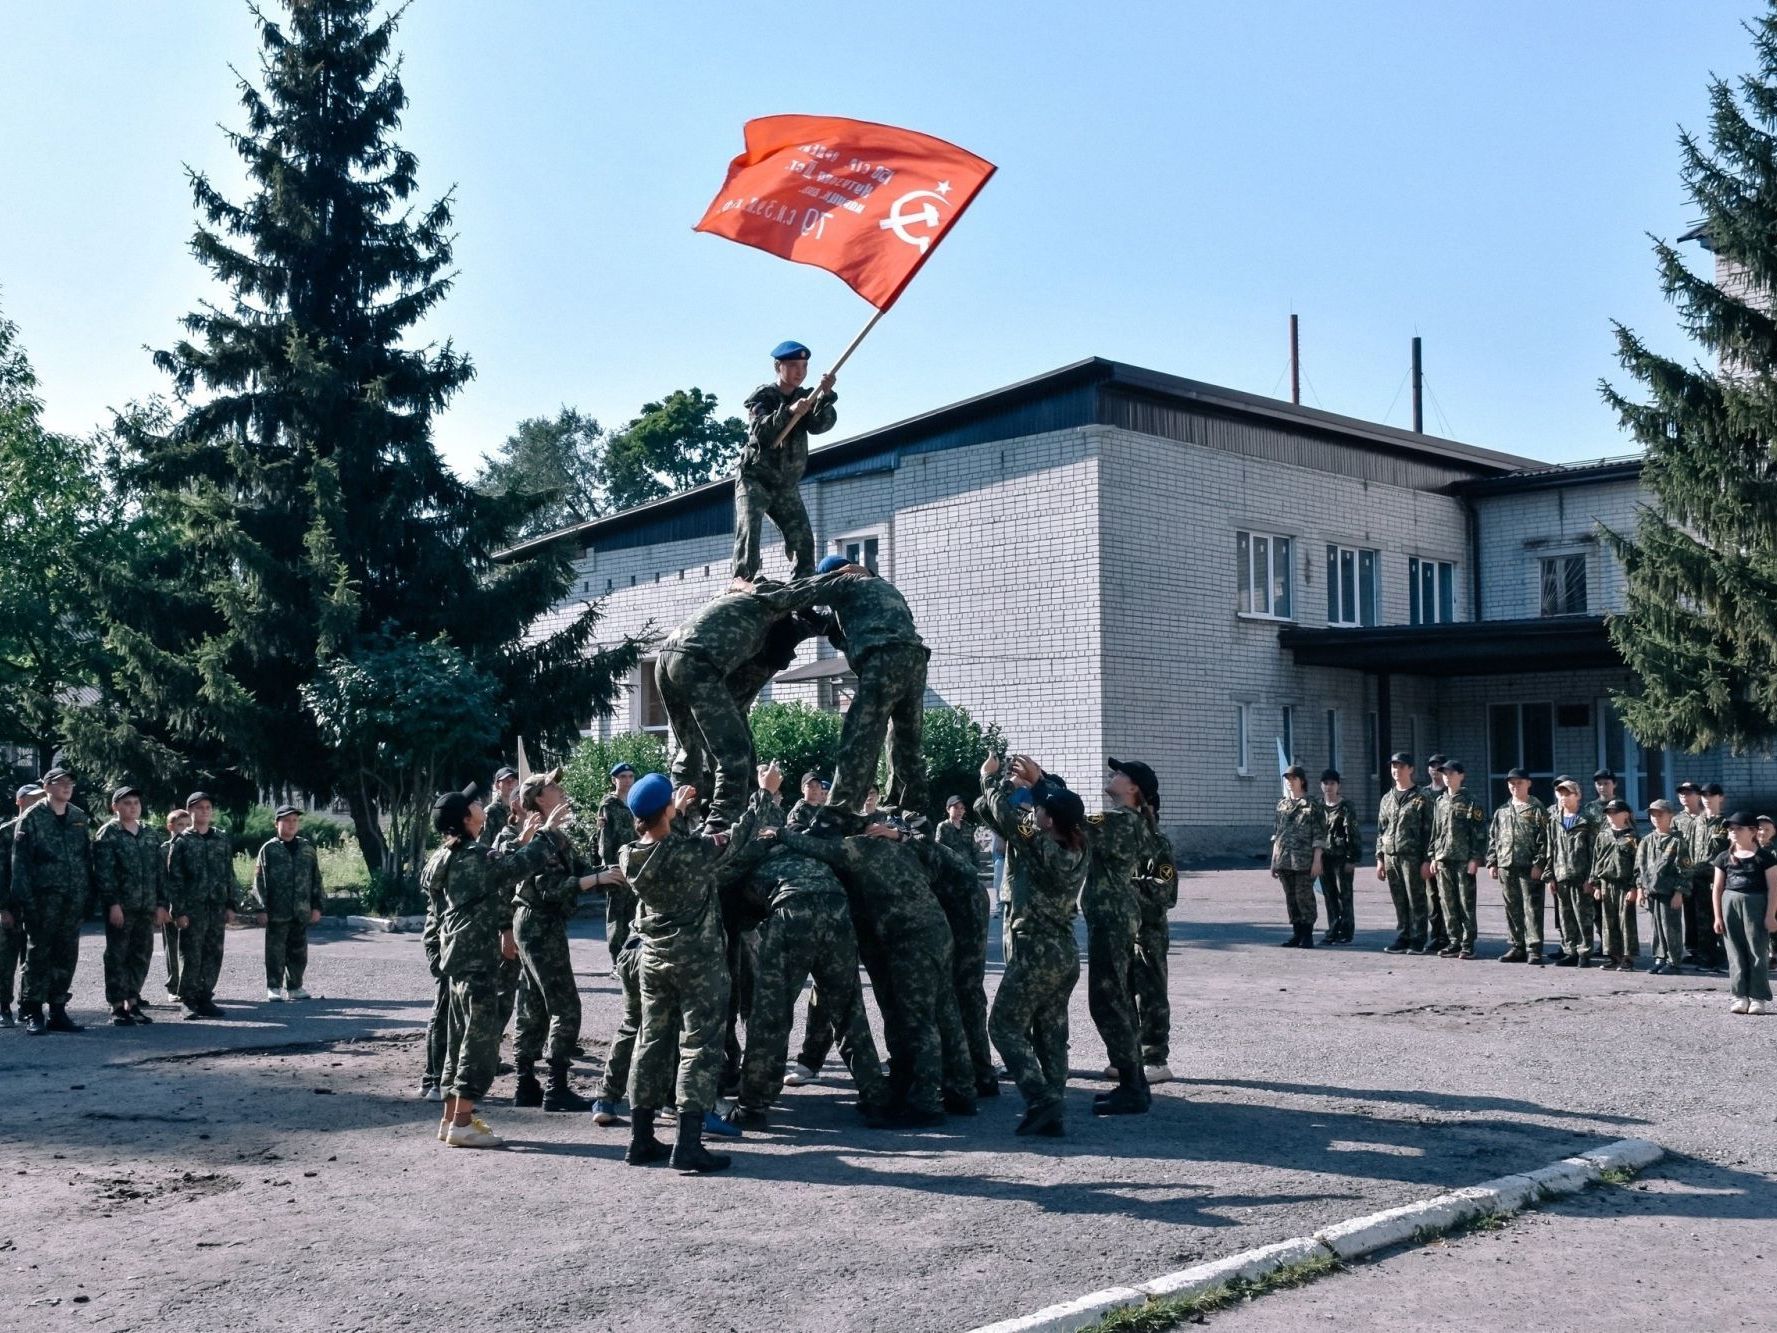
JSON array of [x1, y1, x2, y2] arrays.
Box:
[[419, 339, 1179, 1170]]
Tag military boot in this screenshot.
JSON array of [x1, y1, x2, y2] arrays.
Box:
[[624, 1108, 669, 1166], [46, 1005, 84, 1033], [1093, 1067, 1151, 1116], [670, 1111, 732, 1174], [512, 1058, 544, 1108], [21, 1005, 47, 1036], [541, 1058, 591, 1113]]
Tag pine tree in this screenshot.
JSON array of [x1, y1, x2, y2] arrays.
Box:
[[1603, 4, 1777, 754], [82, 0, 636, 868]]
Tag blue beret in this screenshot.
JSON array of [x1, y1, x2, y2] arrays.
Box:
[[771, 340, 811, 361], [609, 762, 636, 779], [626, 772, 673, 821], [816, 554, 849, 574]]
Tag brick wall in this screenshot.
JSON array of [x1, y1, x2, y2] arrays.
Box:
[[1473, 479, 1641, 620]]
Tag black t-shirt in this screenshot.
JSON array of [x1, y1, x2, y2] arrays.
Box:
[[1713, 846, 1777, 896]]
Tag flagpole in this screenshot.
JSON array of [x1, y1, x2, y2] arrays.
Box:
[[769, 305, 888, 449]]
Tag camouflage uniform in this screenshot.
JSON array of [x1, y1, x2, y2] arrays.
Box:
[[12, 801, 96, 1009], [166, 826, 240, 1007], [733, 381, 836, 580], [1377, 785, 1432, 946], [1543, 810, 1598, 960], [624, 803, 766, 1116], [1592, 821, 1640, 960], [918, 834, 994, 1089], [160, 835, 181, 994], [421, 869, 448, 1090], [1131, 830, 1178, 1068], [1428, 787, 1486, 951], [1319, 797, 1361, 939], [1487, 798, 1549, 954], [593, 790, 644, 1102], [1685, 809, 1728, 962], [479, 796, 521, 1033], [0, 814, 28, 1009], [94, 819, 167, 1006], [936, 818, 977, 865], [255, 835, 324, 990], [1420, 782, 1450, 944], [422, 831, 557, 1101], [1636, 826, 1691, 968], [976, 773, 1088, 1116], [1270, 794, 1326, 934], [656, 573, 855, 828], [1083, 805, 1153, 1077], [816, 575, 930, 816], [498, 819, 594, 1066]]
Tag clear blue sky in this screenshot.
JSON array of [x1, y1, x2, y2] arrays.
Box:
[[0, 1, 1758, 474]]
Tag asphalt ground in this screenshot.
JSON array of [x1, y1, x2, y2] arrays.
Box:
[[1, 868, 1771, 1333]]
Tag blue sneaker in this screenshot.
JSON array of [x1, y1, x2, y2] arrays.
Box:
[[704, 1109, 743, 1138], [591, 1099, 626, 1126]]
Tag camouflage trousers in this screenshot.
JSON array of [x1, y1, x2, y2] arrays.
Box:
[[1435, 862, 1478, 950], [513, 905, 581, 1065], [1383, 857, 1431, 945], [990, 927, 1080, 1110], [0, 915, 24, 1006], [630, 941, 731, 1115], [176, 906, 228, 1005], [161, 921, 181, 993], [1597, 882, 1638, 959], [495, 948, 520, 1036], [1132, 885, 1172, 1066], [732, 467, 814, 582], [1647, 890, 1685, 965], [723, 924, 758, 1089], [1276, 869, 1318, 931], [264, 917, 310, 990], [103, 911, 157, 1005], [740, 894, 888, 1110], [1497, 867, 1544, 952], [1085, 901, 1142, 1075], [857, 913, 966, 1113], [424, 972, 448, 1088], [443, 973, 503, 1101], [1320, 858, 1355, 935], [21, 891, 83, 1009], [829, 643, 929, 816], [597, 937, 646, 1102], [657, 650, 758, 830], [1552, 880, 1596, 958], [936, 879, 994, 1085]]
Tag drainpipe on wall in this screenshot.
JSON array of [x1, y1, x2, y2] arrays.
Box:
[[1463, 492, 1482, 621]]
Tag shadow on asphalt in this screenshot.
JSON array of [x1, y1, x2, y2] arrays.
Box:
[[1186, 1077, 1650, 1126]]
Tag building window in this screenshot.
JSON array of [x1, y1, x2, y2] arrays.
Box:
[[1540, 554, 1587, 616], [1366, 710, 1378, 780], [1326, 708, 1341, 773], [1488, 702, 1555, 809], [1326, 545, 1378, 626], [1279, 705, 1295, 766], [1235, 702, 1252, 776], [1409, 557, 1456, 625], [1236, 531, 1293, 619], [636, 659, 669, 736], [1598, 697, 1666, 809], [833, 530, 884, 574]]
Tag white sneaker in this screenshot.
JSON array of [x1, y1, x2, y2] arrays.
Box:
[[436, 1117, 451, 1142], [421, 1084, 443, 1102], [1144, 1063, 1175, 1084], [165, 991, 181, 1005], [265, 988, 284, 1002], [1750, 1000, 1769, 1016], [446, 1119, 505, 1149], [783, 1062, 819, 1086], [1731, 997, 1751, 1014], [287, 987, 309, 1001]]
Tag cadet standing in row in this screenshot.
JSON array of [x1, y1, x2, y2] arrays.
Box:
[[256, 805, 324, 1001], [1129, 766, 1178, 1084], [1317, 770, 1360, 944], [1376, 753, 1432, 954], [10, 767, 93, 1035], [1086, 757, 1166, 1111], [1544, 779, 1598, 966], [160, 807, 191, 1000], [1270, 765, 1325, 949], [1425, 761, 1484, 959], [167, 792, 251, 1018], [1420, 756, 1451, 952], [1487, 767, 1549, 963], [94, 784, 167, 1026], [1594, 799, 1640, 970], [734, 340, 836, 582], [1638, 799, 1692, 975], [0, 782, 44, 1027]]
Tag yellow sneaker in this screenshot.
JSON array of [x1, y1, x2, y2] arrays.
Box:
[[445, 1119, 505, 1149], [436, 1117, 451, 1142]]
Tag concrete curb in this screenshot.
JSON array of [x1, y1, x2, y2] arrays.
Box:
[[962, 1137, 1663, 1333]]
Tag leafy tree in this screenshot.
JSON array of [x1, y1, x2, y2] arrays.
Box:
[[303, 635, 498, 902], [601, 388, 745, 513], [1603, 6, 1777, 752], [77, 0, 638, 871], [474, 407, 607, 540], [559, 730, 670, 813], [748, 701, 844, 792], [917, 705, 1004, 824]]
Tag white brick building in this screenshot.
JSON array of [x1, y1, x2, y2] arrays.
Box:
[[504, 358, 1777, 858]]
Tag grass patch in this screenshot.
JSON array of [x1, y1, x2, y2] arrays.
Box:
[[1597, 1166, 1635, 1187], [1084, 1252, 1344, 1332]]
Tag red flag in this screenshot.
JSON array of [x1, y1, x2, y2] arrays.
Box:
[[694, 115, 995, 312]]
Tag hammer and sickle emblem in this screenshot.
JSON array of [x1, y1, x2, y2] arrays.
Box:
[[879, 188, 951, 253]]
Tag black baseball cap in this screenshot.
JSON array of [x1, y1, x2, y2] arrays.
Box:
[[1389, 751, 1414, 766], [431, 782, 482, 828], [1505, 767, 1530, 781], [1724, 810, 1757, 829], [1593, 769, 1617, 783], [1443, 760, 1466, 775], [1702, 782, 1725, 797], [1426, 754, 1448, 770], [185, 791, 215, 809], [275, 804, 301, 819], [1320, 769, 1341, 784], [494, 766, 518, 783], [41, 766, 73, 784], [800, 770, 830, 789], [1602, 798, 1630, 814], [1107, 757, 1159, 808], [1676, 780, 1701, 794], [1282, 764, 1306, 782]]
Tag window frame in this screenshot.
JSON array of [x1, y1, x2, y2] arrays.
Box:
[[831, 526, 889, 577], [634, 658, 669, 736], [1408, 556, 1457, 626], [1235, 701, 1252, 777], [1236, 529, 1294, 621], [1325, 543, 1379, 627], [1539, 552, 1588, 617]]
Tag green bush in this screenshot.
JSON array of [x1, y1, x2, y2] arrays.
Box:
[[362, 868, 425, 917], [560, 731, 671, 812], [918, 705, 1004, 824], [749, 701, 844, 791]]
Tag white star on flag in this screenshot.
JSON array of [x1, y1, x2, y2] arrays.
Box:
[[936, 180, 952, 196]]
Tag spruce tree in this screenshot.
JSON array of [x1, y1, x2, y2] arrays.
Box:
[[82, 0, 636, 866], [1603, 4, 1777, 753]]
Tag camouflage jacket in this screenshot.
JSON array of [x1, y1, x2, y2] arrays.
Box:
[[1083, 804, 1153, 917], [597, 792, 638, 953], [1428, 788, 1486, 864], [742, 382, 837, 482], [167, 827, 240, 916], [1270, 795, 1326, 873], [1688, 811, 1729, 872], [974, 772, 1087, 941], [480, 798, 513, 848], [621, 799, 765, 968], [1636, 829, 1691, 896], [10, 801, 95, 914], [422, 832, 557, 978], [1320, 798, 1361, 863], [659, 571, 856, 668], [94, 820, 167, 916], [1377, 785, 1431, 860], [1543, 811, 1597, 884], [1488, 799, 1548, 872], [935, 819, 977, 865], [1135, 829, 1179, 914], [780, 828, 950, 950], [818, 572, 926, 666], [0, 814, 16, 910], [916, 836, 980, 924], [496, 817, 592, 916], [254, 835, 324, 922], [1592, 822, 1639, 885]]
